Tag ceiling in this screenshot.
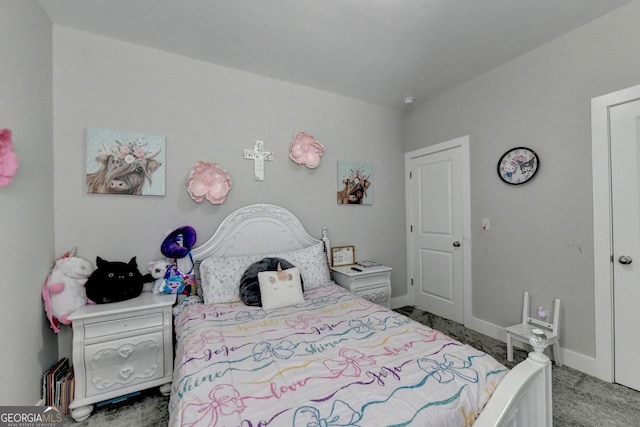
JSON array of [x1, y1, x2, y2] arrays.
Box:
[[37, 0, 632, 110]]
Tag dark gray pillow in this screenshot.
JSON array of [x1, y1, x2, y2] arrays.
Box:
[[239, 257, 303, 306]]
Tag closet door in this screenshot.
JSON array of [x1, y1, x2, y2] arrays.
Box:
[[610, 98, 640, 391]]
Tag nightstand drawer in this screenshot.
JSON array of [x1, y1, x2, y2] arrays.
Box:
[[355, 285, 390, 306], [84, 331, 164, 397], [84, 313, 163, 339], [352, 274, 389, 290]]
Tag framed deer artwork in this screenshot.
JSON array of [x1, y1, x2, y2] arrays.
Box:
[[86, 127, 166, 196], [337, 161, 373, 205]]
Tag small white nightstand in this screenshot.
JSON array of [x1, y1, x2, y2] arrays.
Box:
[[68, 293, 176, 422], [331, 265, 392, 308]]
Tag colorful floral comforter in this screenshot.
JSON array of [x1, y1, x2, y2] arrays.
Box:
[[169, 283, 508, 427]]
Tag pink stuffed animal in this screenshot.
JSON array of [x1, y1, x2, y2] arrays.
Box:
[[0, 128, 19, 187], [42, 255, 93, 333]]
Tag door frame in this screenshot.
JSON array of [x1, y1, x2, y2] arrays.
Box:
[[405, 135, 472, 324], [592, 84, 640, 382]]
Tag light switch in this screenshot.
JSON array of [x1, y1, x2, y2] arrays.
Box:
[[482, 218, 490, 231]]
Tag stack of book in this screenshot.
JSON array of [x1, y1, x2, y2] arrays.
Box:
[[42, 357, 75, 414], [356, 261, 382, 268]]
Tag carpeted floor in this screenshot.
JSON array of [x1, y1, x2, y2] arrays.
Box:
[[63, 306, 640, 426]]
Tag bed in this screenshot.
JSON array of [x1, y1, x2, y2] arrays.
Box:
[[168, 203, 552, 426]]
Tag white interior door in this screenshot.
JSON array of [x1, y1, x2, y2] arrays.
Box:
[[610, 98, 640, 391], [405, 137, 469, 323]]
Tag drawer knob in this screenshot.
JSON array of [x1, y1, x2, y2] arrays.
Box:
[[120, 367, 134, 379]]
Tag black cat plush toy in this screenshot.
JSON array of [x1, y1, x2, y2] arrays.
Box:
[[85, 257, 145, 304]]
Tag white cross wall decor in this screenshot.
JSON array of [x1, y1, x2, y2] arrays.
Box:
[[243, 140, 273, 181]]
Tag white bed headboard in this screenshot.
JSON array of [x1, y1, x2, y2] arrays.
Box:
[[190, 203, 329, 262]]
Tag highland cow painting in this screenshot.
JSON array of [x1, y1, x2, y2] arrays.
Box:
[[86, 127, 166, 196], [337, 161, 373, 205]]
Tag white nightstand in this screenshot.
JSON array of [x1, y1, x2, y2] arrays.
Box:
[[331, 265, 392, 308], [68, 293, 176, 421]]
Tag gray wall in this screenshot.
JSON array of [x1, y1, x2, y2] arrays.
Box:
[[404, 1, 640, 358], [52, 28, 407, 299], [0, 1, 56, 404]]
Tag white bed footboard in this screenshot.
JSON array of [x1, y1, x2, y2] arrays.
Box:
[[474, 333, 553, 427]]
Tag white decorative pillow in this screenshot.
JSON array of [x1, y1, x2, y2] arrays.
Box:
[[200, 254, 260, 304], [269, 242, 330, 289], [258, 267, 304, 310]]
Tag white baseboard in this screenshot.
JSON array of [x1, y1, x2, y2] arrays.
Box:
[[390, 294, 410, 309], [560, 348, 604, 381], [464, 314, 507, 341]]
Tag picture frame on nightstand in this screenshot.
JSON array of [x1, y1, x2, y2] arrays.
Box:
[[331, 245, 355, 266]]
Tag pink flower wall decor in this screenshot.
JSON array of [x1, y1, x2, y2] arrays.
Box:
[[186, 161, 232, 204], [289, 132, 324, 168], [0, 128, 19, 187]]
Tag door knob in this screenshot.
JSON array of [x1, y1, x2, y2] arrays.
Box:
[[619, 255, 633, 265], [453, 241, 461, 247]]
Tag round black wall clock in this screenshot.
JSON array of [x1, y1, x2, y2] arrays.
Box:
[[497, 147, 539, 185]]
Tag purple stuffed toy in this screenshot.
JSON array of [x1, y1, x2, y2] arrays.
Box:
[[158, 226, 197, 295]]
